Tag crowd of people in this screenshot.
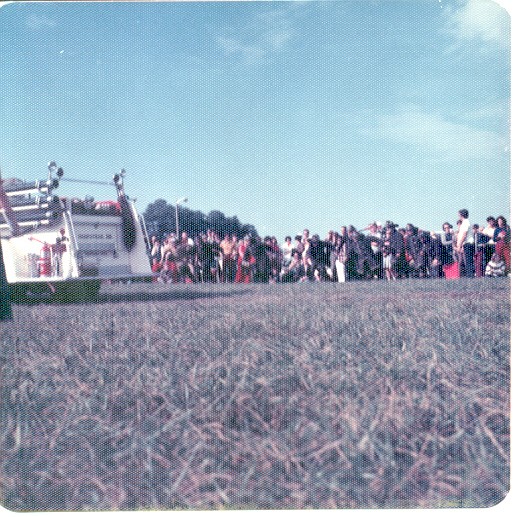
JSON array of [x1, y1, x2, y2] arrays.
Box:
[[148, 209, 511, 284]]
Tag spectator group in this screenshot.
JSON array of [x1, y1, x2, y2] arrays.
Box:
[[149, 209, 510, 284]]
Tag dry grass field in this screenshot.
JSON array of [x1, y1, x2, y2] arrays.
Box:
[[0, 278, 510, 510]]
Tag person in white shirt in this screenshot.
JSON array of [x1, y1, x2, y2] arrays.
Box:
[[456, 209, 475, 278], [281, 236, 294, 267]]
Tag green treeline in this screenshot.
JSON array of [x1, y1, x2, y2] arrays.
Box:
[[143, 199, 258, 239]]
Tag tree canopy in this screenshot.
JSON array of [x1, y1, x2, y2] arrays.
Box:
[[143, 199, 258, 240]]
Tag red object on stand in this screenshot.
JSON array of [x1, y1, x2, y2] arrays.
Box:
[[38, 242, 52, 277], [443, 261, 459, 279]]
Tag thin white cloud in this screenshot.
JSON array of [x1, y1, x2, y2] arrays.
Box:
[[367, 105, 507, 161], [461, 99, 510, 123], [216, 36, 266, 61], [25, 14, 57, 30], [444, 0, 510, 49], [215, 6, 294, 63], [269, 30, 292, 50]]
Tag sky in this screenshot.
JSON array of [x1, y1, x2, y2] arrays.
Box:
[[0, 0, 511, 239]]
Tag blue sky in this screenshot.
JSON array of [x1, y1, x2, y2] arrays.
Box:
[[0, 0, 511, 239]]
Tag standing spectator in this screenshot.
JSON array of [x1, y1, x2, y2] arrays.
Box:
[[382, 226, 396, 281], [494, 216, 510, 275], [150, 236, 162, 281], [150, 236, 162, 263], [302, 236, 312, 264], [456, 209, 475, 278], [230, 235, 239, 282], [416, 230, 432, 278], [176, 232, 197, 283], [340, 225, 349, 246], [428, 231, 444, 278], [294, 234, 304, 256], [302, 228, 310, 246], [254, 237, 272, 283], [482, 216, 497, 264], [300, 249, 313, 281], [220, 234, 237, 283], [160, 235, 178, 283], [235, 236, 255, 283], [267, 236, 283, 282], [335, 234, 348, 282], [308, 234, 330, 281], [473, 224, 489, 277], [366, 222, 383, 279], [367, 222, 383, 240], [160, 234, 173, 261], [198, 233, 221, 283], [440, 223, 455, 266], [404, 224, 420, 278], [325, 230, 338, 281], [346, 226, 360, 280], [339, 225, 350, 278], [369, 235, 383, 279], [454, 220, 465, 276], [351, 229, 376, 280], [281, 236, 294, 268], [386, 221, 407, 279]]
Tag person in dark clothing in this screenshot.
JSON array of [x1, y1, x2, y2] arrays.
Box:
[[369, 235, 383, 279], [415, 230, 432, 278], [494, 215, 510, 274], [281, 250, 304, 283], [404, 224, 420, 278], [347, 227, 376, 280], [440, 222, 455, 266], [483, 216, 497, 264], [428, 231, 444, 278], [176, 232, 197, 283], [252, 237, 271, 283], [198, 234, 221, 283], [385, 221, 407, 279], [358, 234, 377, 279], [308, 234, 330, 281], [265, 236, 282, 283], [346, 226, 359, 280]]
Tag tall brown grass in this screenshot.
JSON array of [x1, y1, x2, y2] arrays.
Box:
[[0, 278, 510, 510]]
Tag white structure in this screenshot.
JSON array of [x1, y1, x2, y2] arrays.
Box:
[[0, 162, 152, 300]]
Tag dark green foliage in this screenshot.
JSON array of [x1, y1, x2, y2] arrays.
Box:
[[0, 278, 510, 510], [143, 199, 257, 238]]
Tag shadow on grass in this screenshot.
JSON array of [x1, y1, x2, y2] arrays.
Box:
[[97, 287, 252, 304], [12, 285, 252, 305]]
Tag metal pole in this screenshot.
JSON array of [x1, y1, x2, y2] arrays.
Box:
[[175, 202, 179, 237], [60, 178, 114, 186], [175, 197, 187, 238]]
